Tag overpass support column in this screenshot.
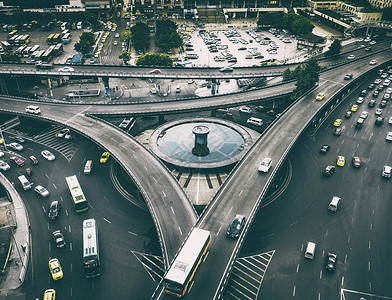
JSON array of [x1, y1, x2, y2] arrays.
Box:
[[211, 110, 216, 117], [102, 76, 111, 97], [159, 115, 165, 124], [0, 75, 8, 96]]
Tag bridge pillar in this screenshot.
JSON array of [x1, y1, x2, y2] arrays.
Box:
[[102, 76, 110, 97], [158, 115, 165, 124], [0, 75, 8, 96], [211, 110, 216, 117]]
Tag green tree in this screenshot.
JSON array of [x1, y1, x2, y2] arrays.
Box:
[[136, 53, 173, 66], [121, 30, 132, 42], [118, 51, 131, 64], [282, 67, 293, 81], [131, 23, 150, 52], [291, 58, 320, 99], [74, 31, 95, 55], [324, 39, 342, 57], [156, 30, 182, 52]]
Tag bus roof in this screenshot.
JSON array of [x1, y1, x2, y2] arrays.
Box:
[[66, 175, 86, 203], [83, 219, 98, 257], [164, 228, 210, 285]]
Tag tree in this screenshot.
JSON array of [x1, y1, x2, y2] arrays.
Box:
[[121, 30, 132, 43], [288, 58, 320, 99], [136, 53, 173, 67], [131, 23, 150, 52], [324, 39, 342, 57], [118, 51, 131, 65], [282, 67, 294, 81], [155, 20, 182, 53], [74, 31, 95, 55], [257, 12, 284, 28]]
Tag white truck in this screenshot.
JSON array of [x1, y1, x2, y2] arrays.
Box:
[[35, 61, 53, 69]]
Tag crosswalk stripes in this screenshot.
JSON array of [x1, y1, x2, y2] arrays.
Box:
[[32, 126, 79, 162], [223, 250, 275, 300], [131, 251, 165, 283]]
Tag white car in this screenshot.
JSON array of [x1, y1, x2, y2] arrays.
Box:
[[356, 97, 364, 104], [0, 160, 10, 171], [150, 88, 157, 94], [0, 151, 4, 158], [34, 185, 49, 197], [8, 142, 23, 151], [369, 60, 377, 65], [41, 150, 55, 161], [220, 66, 233, 73], [56, 128, 70, 138], [389, 116, 392, 124], [258, 157, 272, 173], [370, 40, 376, 45], [239, 106, 251, 113], [360, 111, 369, 119], [58, 67, 74, 72], [386, 132, 392, 141], [375, 108, 383, 115], [115, 33, 120, 38], [347, 55, 355, 60], [188, 79, 194, 84]]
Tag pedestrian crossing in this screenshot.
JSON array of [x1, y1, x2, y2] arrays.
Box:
[[32, 126, 78, 162], [223, 250, 275, 300]]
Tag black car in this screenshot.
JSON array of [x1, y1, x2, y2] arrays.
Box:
[[12, 136, 25, 143], [227, 214, 246, 238], [334, 128, 343, 136], [344, 73, 353, 80], [368, 99, 376, 107], [52, 230, 66, 248], [380, 100, 387, 108], [48, 201, 60, 220], [323, 165, 335, 177], [378, 85, 385, 91], [344, 111, 352, 118], [320, 145, 330, 154], [375, 117, 384, 126], [368, 84, 376, 90], [325, 252, 337, 271], [373, 91, 379, 98], [352, 156, 361, 167]]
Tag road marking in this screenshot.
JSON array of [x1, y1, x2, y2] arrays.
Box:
[[71, 263, 73, 273], [48, 242, 51, 252], [368, 261, 371, 271], [152, 176, 157, 182], [43, 206, 46, 213], [351, 217, 354, 224], [162, 190, 166, 197], [369, 281, 372, 292], [325, 229, 328, 236], [370, 223, 373, 230], [239, 190, 243, 196], [369, 241, 371, 249], [70, 242, 72, 251], [47, 222, 49, 230], [292, 286, 296, 296], [69, 225, 71, 233], [70, 288, 72, 297], [179, 227, 182, 235], [65, 210, 68, 216], [45, 173, 49, 178], [144, 165, 148, 170], [103, 217, 111, 224], [170, 206, 175, 215], [347, 234, 351, 243], [289, 220, 298, 227], [128, 231, 138, 236], [341, 276, 344, 286], [345, 254, 347, 264], [216, 227, 222, 236], [296, 264, 299, 273], [318, 293, 321, 300], [59, 196, 63, 202], [228, 206, 233, 214], [53, 184, 57, 189]]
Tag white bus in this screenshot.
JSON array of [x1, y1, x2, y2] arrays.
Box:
[[83, 219, 101, 278], [163, 228, 210, 297], [65, 175, 88, 213]]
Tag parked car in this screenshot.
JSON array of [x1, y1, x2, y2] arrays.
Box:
[[9, 156, 24, 167], [8, 142, 23, 151], [0, 160, 10, 171]]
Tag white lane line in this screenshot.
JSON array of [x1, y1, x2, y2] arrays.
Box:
[[59, 196, 63, 202], [319, 270, 322, 279], [370, 223, 373, 230], [216, 227, 222, 236], [144, 165, 148, 170], [162, 190, 166, 197], [341, 276, 344, 286], [70, 242, 72, 251], [296, 264, 299, 273], [47, 222, 49, 230], [228, 206, 233, 214], [45, 173, 49, 178], [369, 241, 371, 250], [368, 261, 371, 271], [152, 176, 157, 182], [69, 225, 71, 233], [179, 227, 182, 235], [71, 263, 73, 273], [53, 184, 57, 189], [293, 286, 296, 297], [325, 229, 328, 237], [369, 281, 372, 292], [65, 210, 68, 216], [170, 207, 175, 215], [239, 190, 243, 196], [128, 231, 138, 236], [345, 254, 347, 264], [103, 217, 111, 224], [347, 234, 351, 243], [70, 287, 72, 297]]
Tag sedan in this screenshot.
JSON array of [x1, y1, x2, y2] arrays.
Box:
[[8, 142, 23, 151], [9, 156, 24, 167], [0, 151, 3, 157], [344, 73, 353, 80], [220, 67, 233, 73], [100, 152, 110, 163], [58, 67, 74, 72], [375, 117, 384, 126], [337, 156, 345, 167], [12, 136, 25, 143], [258, 157, 272, 173], [356, 97, 364, 104], [49, 258, 63, 280], [352, 157, 361, 167], [315, 93, 325, 101], [370, 60, 377, 65], [374, 79, 382, 85], [0, 160, 10, 171], [333, 128, 343, 136], [333, 119, 342, 127], [149, 69, 161, 74], [347, 55, 355, 60], [227, 214, 246, 238], [351, 105, 359, 112], [375, 108, 383, 115], [52, 230, 66, 248], [325, 252, 337, 272], [29, 156, 38, 165], [34, 185, 49, 197], [56, 128, 70, 138], [238, 47, 247, 50], [344, 111, 352, 118], [323, 165, 335, 176], [380, 100, 387, 108], [389, 116, 392, 124], [386, 132, 392, 141], [320, 145, 330, 153], [360, 111, 368, 119], [41, 150, 55, 161]]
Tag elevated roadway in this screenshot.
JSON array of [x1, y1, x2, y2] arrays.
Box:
[[177, 50, 392, 300]]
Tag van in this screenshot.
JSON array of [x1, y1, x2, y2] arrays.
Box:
[[356, 118, 364, 128], [247, 117, 263, 127], [304, 242, 316, 259], [25, 105, 41, 115], [382, 165, 392, 178], [84, 160, 93, 175], [328, 196, 341, 212], [18, 175, 32, 190]]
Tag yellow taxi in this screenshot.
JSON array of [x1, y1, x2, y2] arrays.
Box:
[[100, 152, 110, 163], [337, 156, 345, 167], [113, 41, 118, 46], [316, 93, 325, 101], [43, 289, 55, 300], [94, 53, 99, 58], [49, 258, 63, 280], [333, 119, 342, 127], [351, 104, 359, 112]]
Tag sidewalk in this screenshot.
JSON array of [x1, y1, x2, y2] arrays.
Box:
[[0, 173, 30, 295]]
